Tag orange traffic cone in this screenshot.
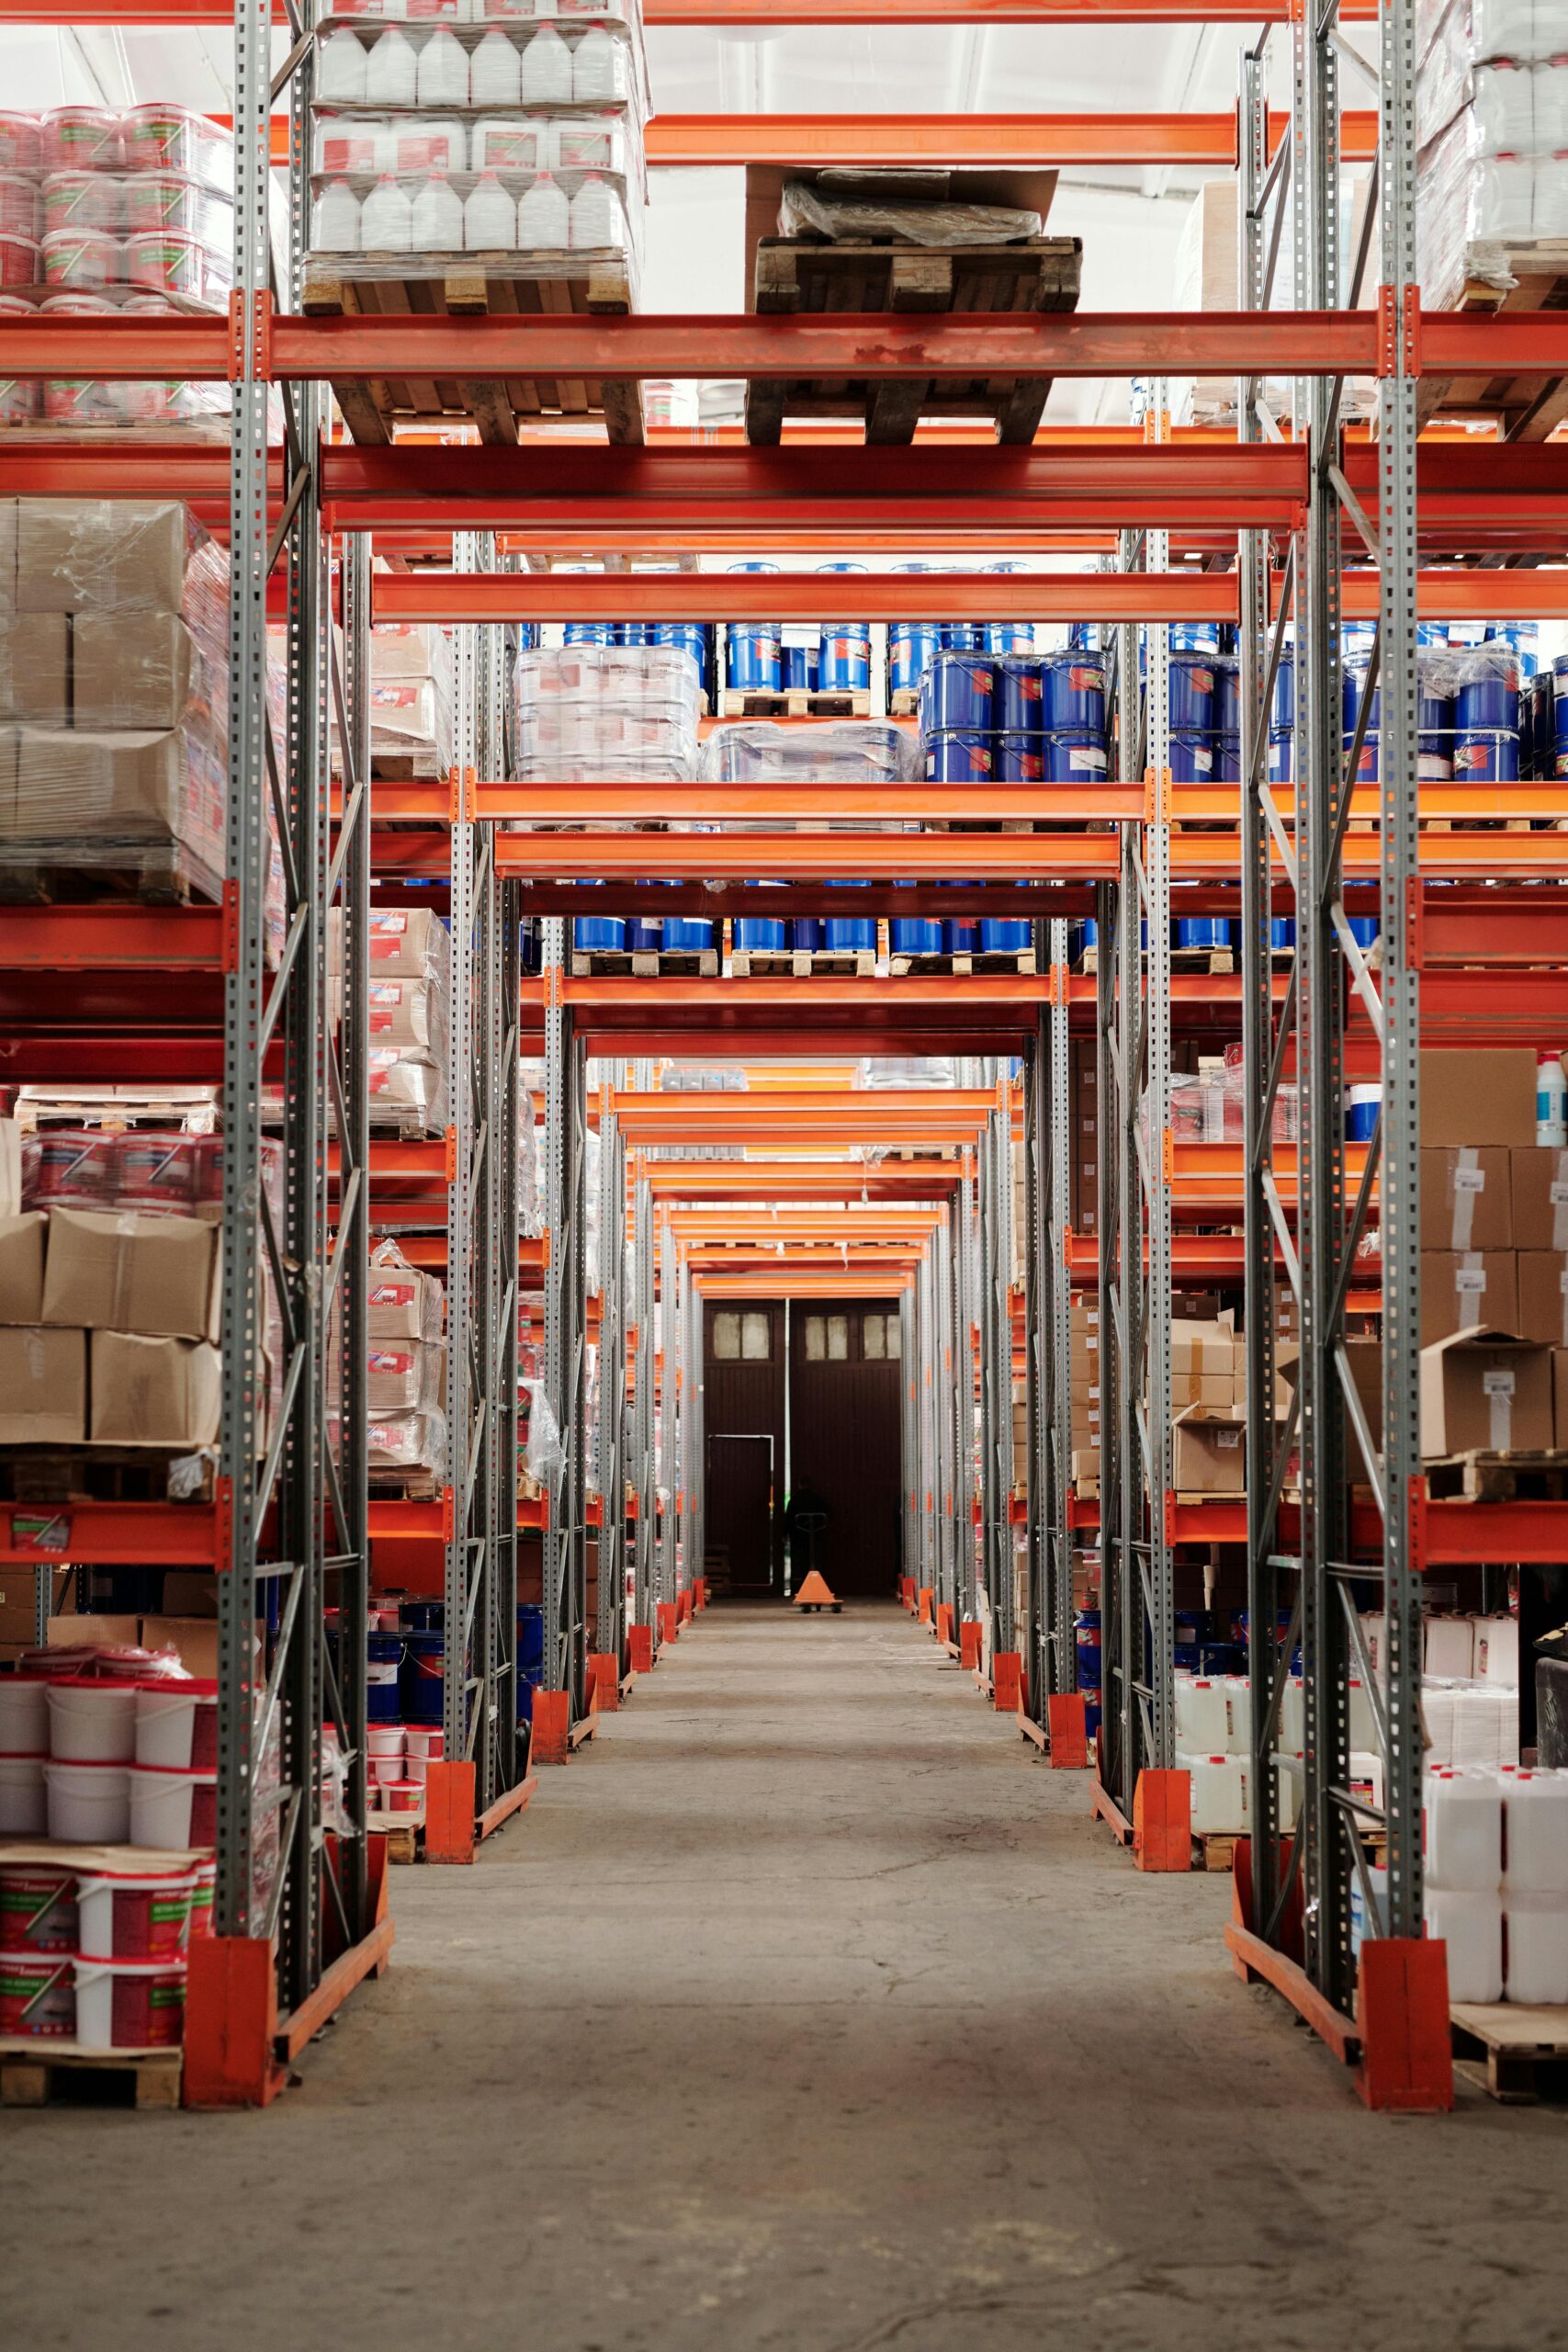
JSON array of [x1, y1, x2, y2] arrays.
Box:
[[793, 1570, 841, 1614]]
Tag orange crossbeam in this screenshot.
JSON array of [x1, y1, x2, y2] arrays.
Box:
[[696, 1272, 912, 1297], [497, 833, 1120, 881], [644, 1163, 966, 1198], [476, 781, 1145, 825], [648, 111, 1377, 167]]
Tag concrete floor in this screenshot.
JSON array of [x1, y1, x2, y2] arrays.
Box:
[[7, 1600, 1568, 2352]]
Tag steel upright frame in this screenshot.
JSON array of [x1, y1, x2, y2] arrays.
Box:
[[1022, 921, 1075, 1724], [542, 922, 589, 1722], [596, 1072, 628, 1671]]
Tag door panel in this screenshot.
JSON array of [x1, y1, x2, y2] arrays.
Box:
[[788, 1301, 902, 1600], [705, 1433, 774, 1595]]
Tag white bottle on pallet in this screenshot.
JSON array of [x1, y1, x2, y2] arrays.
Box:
[[417, 26, 471, 106], [318, 29, 370, 103], [366, 28, 419, 107], [571, 26, 621, 100], [470, 27, 524, 105], [568, 171, 617, 251], [465, 169, 520, 251], [410, 171, 465, 253], [520, 22, 573, 102], [361, 173, 414, 252], [517, 168, 570, 252], [313, 179, 363, 253]]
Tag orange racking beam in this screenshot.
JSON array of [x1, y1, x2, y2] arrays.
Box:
[[644, 1163, 965, 1198], [479, 781, 1139, 824], [496, 833, 1120, 882], [648, 111, 1377, 167], [616, 1085, 994, 1117], [696, 1272, 912, 1297], [687, 1245, 927, 1268]]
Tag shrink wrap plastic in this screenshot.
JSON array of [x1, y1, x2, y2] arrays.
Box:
[[777, 178, 1043, 248]]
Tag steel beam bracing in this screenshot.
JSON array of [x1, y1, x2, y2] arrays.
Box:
[[543, 922, 588, 1720]]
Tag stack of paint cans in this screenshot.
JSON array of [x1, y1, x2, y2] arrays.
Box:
[[724, 560, 783, 695], [701, 722, 912, 957], [1340, 643, 1520, 786], [817, 560, 872, 695]]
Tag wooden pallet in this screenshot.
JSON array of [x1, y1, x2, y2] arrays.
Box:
[[1451, 2003, 1568, 2102], [1171, 945, 1235, 975], [301, 254, 644, 447], [1193, 1830, 1240, 1874], [0, 1446, 215, 1507], [1423, 1451, 1568, 1503], [0, 845, 218, 910], [715, 685, 872, 721], [570, 948, 719, 978], [367, 1812, 423, 1865], [889, 686, 921, 718], [746, 235, 1082, 446], [0, 2042, 182, 2110], [368, 1468, 442, 1500], [1425, 243, 1568, 438], [804, 947, 878, 976], [730, 948, 813, 978]]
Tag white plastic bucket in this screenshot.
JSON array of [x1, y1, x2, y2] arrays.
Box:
[[134, 1679, 217, 1770], [1220, 1676, 1251, 1757], [45, 1679, 139, 1762], [73, 1955, 186, 2052], [1173, 1678, 1227, 1752], [403, 1754, 429, 1786], [76, 1870, 196, 1962], [44, 1759, 130, 1842], [128, 1764, 216, 1849], [371, 1755, 403, 1787], [403, 1725, 443, 1760], [0, 1678, 48, 1755], [367, 1724, 406, 1759], [0, 1755, 47, 1834], [385, 1779, 422, 1815]]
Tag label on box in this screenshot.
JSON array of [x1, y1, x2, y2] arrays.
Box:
[[1484, 1367, 1516, 1451], [1453, 1166, 1486, 1193], [1455, 1266, 1486, 1295], [10, 1507, 69, 1554]]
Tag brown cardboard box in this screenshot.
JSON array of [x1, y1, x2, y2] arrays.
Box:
[[1515, 1254, 1568, 1350], [139, 1615, 220, 1678], [48, 1611, 139, 1651], [1511, 1147, 1568, 1252], [1171, 1322, 1237, 1409], [366, 976, 441, 1054], [0, 1326, 85, 1442], [89, 1330, 220, 1446], [1071, 1446, 1100, 1486], [1421, 1147, 1513, 1250], [42, 1206, 218, 1340], [1172, 1406, 1247, 1494], [1420, 1250, 1517, 1345], [1555, 1350, 1568, 1449], [0, 612, 69, 724], [367, 1261, 439, 1342], [71, 612, 204, 732], [13, 725, 196, 845], [1010, 1401, 1030, 1453], [0, 1213, 46, 1322], [160, 1571, 218, 1619], [0, 1568, 67, 1642], [329, 903, 446, 980], [367, 1339, 439, 1417], [1275, 1336, 1382, 1485], [1419, 1329, 1554, 1457], [1420, 1048, 1539, 1148], [15, 498, 195, 615]]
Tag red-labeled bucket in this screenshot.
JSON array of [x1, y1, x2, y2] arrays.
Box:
[[0, 1955, 76, 2040], [135, 1679, 217, 1770], [39, 106, 122, 174], [128, 1764, 216, 1850], [73, 1957, 186, 2052], [0, 1867, 78, 1956], [186, 1861, 215, 1941], [76, 1871, 195, 1962]]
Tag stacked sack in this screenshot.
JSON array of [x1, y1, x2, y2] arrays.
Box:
[[309, 3, 646, 276], [0, 105, 234, 432], [1416, 0, 1568, 305]]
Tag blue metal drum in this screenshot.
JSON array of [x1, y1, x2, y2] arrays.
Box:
[[1214, 658, 1240, 735], [617, 621, 652, 645], [367, 1632, 401, 1725], [824, 879, 874, 954], [924, 729, 994, 784], [517, 1603, 545, 1682], [1453, 729, 1520, 784], [1270, 650, 1295, 732], [889, 886, 942, 957], [942, 885, 979, 956], [625, 911, 661, 953], [1168, 731, 1215, 784], [1456, 659, 1519, 734], [1169, 621, 1221, 655], [662, 914, 715, 952], [733, 911, 787, 953], [651, 621, 707, 677], [980, 918, 1031, 953], [1177, 918, 1231, 952], [818, 628, 872, 692], [782, 640, 819, 692], [1346, 915, 1378, 951], [574, 904, 626, 953], [1344, 665, 1455, 736], [790, 916, 824, 953], [1346, 1081, 1382, 1142], [401, 1630, 446, 1726], [1041, 730, 1108, 785], [942, 622, 983, 651], [564, 621, 615, 646], [1269, 917, 1296, 952], [1039, 650, 1106, 733], [1168, 654, 1217, 733], [996, 730, 1044, 783], [920, 651, 996, 733], [996, 657, 1045, 733], [889, 623, 940, 699], [1216, 735, 1241, 785], [726, 562, 782, 692]]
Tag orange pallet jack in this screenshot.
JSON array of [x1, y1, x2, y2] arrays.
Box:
[[793, 1570, 841, 1614]]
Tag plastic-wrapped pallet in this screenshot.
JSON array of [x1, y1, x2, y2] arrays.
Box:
[[1414, 0, 1568, 305], [0, 499, 284, 953], [0, 106, 236, 435], [363, 619, 456, 779], [510, 643, 701, 785], [327, 905, 451, 1136], [701, 720, 917, 786], [776, 176, 1043, 248], [367, 1407, 446, 1480], [307, 6, 648, 288]]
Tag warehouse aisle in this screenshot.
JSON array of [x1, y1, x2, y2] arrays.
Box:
[[10, 1601, 1568, 2352]]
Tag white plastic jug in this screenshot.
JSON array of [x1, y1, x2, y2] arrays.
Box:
[[568, 172, 619, 250], [520, 22, 573, 102], [1503, 1769, 1568, 1894], [362, 174, 415, 251], [1220, 1675, 1250, 1757], [1505, 1890, 1568, 2004], [1422, 1678, 1458, 1769], [1280, 1676, 1304, 1755], [1179, 1752, 1247, 1835], [1347, 1675, 1376, 1752], [465, 171, 520, 250], [366, 27, 420, 106], [1473, 1613, 1519, 1688], [313, 180, 363, 252], [1427, 1884, 1503, 2004], [416, 26, 471, 105], [1425, 1767, 1503, 1891], [470, 27, 524, 104], [318, 28, 371, 103], [1174, 1676, 1227, 1753], [517, 168, 570, 251], [1426, 1615, 1475, 1679], [570, 25, 622, 100], [410, 171, 464, 251]]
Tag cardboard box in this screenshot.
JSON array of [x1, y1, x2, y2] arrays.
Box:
[[1515, 1254, 1568, 1350], [1421, 1146, 1513, 1250], [1419, 1329, 1553, 1457], [15, 498, 196, 616], [1275, 1336, 1382, 1485], [89, 1330, 220, 1445], [139, 1614, 220, 1679], [11, 725, 199, 847], [0, 1213, 46, 1323], [42, 1206, 218, 1340], [71, 612, 206, 732], [367, 1262, 439, 1341], [1420, 1048, 1539, 1148], [0, 496, 17, 605], [0, 1325, 85, 1442], [159, 1571, 218, 1619], [328, 903, 446, 980], [0, 612, 69, 724], [1420, 1250, 1517, 1346], [0, 1568, 68, 1643], [1071, 1446, 1100, 1486], [1511, 1147, 1568, 1252], [48, 1611, 139, 1651], [1171, 1322, 1237, 1408], [1172, 1406, 1247, 1494]]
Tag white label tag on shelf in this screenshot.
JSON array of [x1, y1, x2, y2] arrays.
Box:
[[1483, 1367, 1516, 1452]]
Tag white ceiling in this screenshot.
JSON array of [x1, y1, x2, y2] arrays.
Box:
[[1, 17, 1315, 423]]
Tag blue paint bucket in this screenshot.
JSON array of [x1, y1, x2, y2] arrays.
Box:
[[401, 1629, 445, 1726], [1177, 918, 1230, 951], [1168, 654, 1217, 732], [924, 729, 994, 784], [1346, 915, 1378, 951], [1270, 652, 1295, 732], [625, 912, 661, 953], [1041, 729, 1108, 785], [651, 621, 707, 678], [564, 621, 615, 646], [617, 622, 652, 646], [942, 622, 983, 652], [1216, 734, 1241, 785], [889, 891, 942, 957], [790, 916, 824, 953], [921, 651, 996, 733], [982, 622, 1033, 657], [663, 914, 715, 952], [889, 622, 940, 698], [1214, 658, 1240, 735], [818, 628, 872, 692], [1082, 1690, 1102, 1739], [824, 880, 874, 954], [1346, 1080, 1382, 1142], [942, 886, 979, 956], [367, 1632, 402, 1725], [781, 641, 819, 691], [1270, 917, 1295, 951], [1168, 731, 1214, 784], [733, 911, 787, 952], [1039, 650, 1106, 733], [574, 911, 626, 953], [1453, 729, 1520, 784], [997, 730, 1044, 783], [980, 918, 1031, 954], [1456, 660, 1519, 734], [1344, 666, 1454, 736], [517, 1603, 544, 1680], [727, 626, 782, 694], [1169, 621, 1221, 655], [996, 657, 1045, 733]]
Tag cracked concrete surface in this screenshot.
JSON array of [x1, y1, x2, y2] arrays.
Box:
[[6, 1600, 1567, 2352]]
